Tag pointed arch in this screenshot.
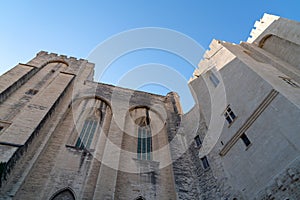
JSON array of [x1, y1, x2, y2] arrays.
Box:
[[72, 95, 112, 113], [73, 98, 108, 150], [49, 187, 76, 200], [129, 107, 153, 160], [135, 196, 146, 200]]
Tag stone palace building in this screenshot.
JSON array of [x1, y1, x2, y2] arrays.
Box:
[[0, 13, 299, 199]]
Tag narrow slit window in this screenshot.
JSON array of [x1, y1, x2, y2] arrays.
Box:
[[0, 126, 3, 132], [224, 106, 236, 125], [201, 156, 210, 169], [240, 133, 251, 147], [194, 135, 202, 148], [209, 71, 220, 87]]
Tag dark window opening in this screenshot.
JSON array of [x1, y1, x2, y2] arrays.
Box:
[[201, 156, 210, 169], [0, 126, 3, 132], [224, 106, 236, 125], [240, 133, 251, 147], [25, 89, 39, 95], [194, 135, 202, 148]]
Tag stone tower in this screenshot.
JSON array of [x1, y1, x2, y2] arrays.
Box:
[[178, 13, 300, 199], [0, 52, 181, 199]]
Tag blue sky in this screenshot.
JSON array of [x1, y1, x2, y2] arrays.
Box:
[[0, 1, 299, 112]]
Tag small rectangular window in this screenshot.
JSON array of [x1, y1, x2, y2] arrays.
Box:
[[209, 71, 220, 87], [0, 126, 3, 132], [224, 106, 236, 125], [240, 133, 251, 147], [194, 135, 202, 148], [201, 156, 210, 169]]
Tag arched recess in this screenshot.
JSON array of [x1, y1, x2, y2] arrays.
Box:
[[71, 96, 112, 113], [66, 96, 112, 150], [0, 60, 70, 121], [258, 34, 300, 69], [258, 34, 273, 48], [49, 187, 76, 200], [122, 105, 166, 159], [128, 105, 165, 124], [27, 60, 69, 95], [41, 59, 70, 67]]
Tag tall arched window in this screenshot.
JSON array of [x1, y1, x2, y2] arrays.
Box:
[[136, 109, 152, 160], [137, 124, 152, 160]]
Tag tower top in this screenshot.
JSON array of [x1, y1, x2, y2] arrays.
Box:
[[247, 13, 280, 43]]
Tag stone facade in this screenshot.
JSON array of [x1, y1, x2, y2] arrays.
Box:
[[0, 13, 300, 200], [182, 13, 300, 200], [0, 52, 179, 199]]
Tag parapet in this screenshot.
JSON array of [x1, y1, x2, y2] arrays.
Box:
[[247, 13, 280, 43], [190, 39, 236, 81], [35, 50, 88, 63]]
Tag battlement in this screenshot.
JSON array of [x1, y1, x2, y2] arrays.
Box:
[[189, 39, 236, 82], [36, 51, 88, 62], [247, 13, 280, 43]]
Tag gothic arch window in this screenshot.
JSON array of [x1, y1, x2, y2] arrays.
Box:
[[135, 108, 152, 161], [137, 122, 152, 160], [71, 98, 109, 150], [50, 188, 75, 200]]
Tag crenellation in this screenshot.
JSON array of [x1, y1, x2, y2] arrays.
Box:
[[36, 51, 48, 56], [59, 54, 68, 59], [49, 53, 58, 57], [247, 13, 280, 43], [203, 39, 223, 59], [79, 58, 88, 62], [69, 56, 77, 61]]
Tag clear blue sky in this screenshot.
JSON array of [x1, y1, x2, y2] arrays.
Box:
[[0, 1, 299, 112]]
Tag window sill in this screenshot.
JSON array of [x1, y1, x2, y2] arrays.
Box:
[[65, 144, 94, 153]]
